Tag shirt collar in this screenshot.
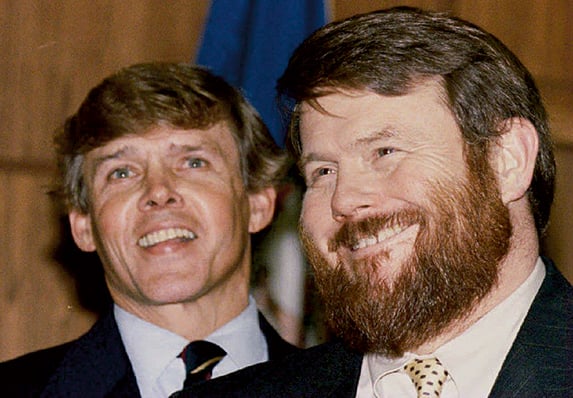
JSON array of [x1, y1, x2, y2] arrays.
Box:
[[114, 305, 188, 397], [115, 295, 267, 394], [203, 296, 268, 377], [362, 258, 545, 397], [434, 257, 545, 397]]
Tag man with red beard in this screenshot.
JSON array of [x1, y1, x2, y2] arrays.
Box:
[[174, 6, 572, 398]]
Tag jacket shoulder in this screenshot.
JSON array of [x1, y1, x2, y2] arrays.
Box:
[[180, 340, 363, 397], [0, 341, 73, 396], [490, 259, 573, 397]]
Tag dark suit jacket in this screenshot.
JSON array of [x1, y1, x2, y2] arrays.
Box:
[[0, 309, 297, 397], [181, 259, 573, 397]]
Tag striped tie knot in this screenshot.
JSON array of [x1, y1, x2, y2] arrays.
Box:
[[179, 340, 226, 388]]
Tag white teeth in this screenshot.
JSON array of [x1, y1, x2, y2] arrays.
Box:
[[351, 226, 404, 251], [138, 228, 196, 248]]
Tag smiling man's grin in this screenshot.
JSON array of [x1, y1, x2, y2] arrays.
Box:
[[350, 224, 410, 251], [137, 227, 197, 248]]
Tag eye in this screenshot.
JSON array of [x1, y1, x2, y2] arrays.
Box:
[[316, 167, 335, 177], [109, 167, 133, 180], [304, 165, 336, 186], [186, 158, 206, 169], [377, 147, 395, 157]]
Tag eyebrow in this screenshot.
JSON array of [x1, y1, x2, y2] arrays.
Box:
[[89, 139, 225, 177], [91, 146, 131, 171], [169, 142, 224, 159], [354, 128, 397, 146], [92, 142, 207, 166], [169, 143, 203, 154]]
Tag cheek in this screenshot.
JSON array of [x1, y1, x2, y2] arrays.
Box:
[[301, 194, 333, 243], [301, 194, 319, 227], [208, 189, 252, 238], [93, 198, 134, 239]]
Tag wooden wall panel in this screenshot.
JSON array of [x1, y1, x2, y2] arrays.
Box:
[[332, 0, 454, 19], [453, 0, 572, 82], [450, 0, 573, 145], [0, 0, 209, 164], [333, 1, 572, 83], [0, 171, 96, 360], [544, 145, 573, 283]]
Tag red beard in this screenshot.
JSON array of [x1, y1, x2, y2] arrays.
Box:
[[301, 154, 511, 357]]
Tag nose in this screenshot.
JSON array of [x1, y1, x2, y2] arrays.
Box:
[[331, 170, 377, 222], [138, 169, 184, 211]]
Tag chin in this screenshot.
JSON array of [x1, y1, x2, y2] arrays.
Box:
[[141, 278, 205, 305]]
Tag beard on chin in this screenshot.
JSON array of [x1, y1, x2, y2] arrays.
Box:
[[301, 159, 512, 358]]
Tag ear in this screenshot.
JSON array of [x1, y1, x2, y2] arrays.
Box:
[[248, 186, 277, 233], [68, 209, 97, 252], [491, 117, 539, 204]]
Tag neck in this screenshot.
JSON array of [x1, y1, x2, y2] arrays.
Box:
[[115, 287, 250, 341]]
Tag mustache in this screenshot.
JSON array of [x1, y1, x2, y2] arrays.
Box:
[[327, 209, 425, 253]]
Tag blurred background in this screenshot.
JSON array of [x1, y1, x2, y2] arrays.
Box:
[[1, 0, 571, 361]]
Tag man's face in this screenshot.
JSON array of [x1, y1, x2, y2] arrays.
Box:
[[69, 124, 274, 316], [298, 82, 511, 356]]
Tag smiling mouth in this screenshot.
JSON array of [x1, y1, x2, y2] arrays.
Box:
[[328, 209, 423, 254], [137, 228, 197, 248], [350, 225, 408, 251]]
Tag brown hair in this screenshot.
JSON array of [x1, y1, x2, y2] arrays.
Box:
[[278, 6, 555, 235], [55, 62, 289, 213]]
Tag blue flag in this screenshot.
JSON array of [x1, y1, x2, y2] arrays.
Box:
[[197, 0, 327, 146]]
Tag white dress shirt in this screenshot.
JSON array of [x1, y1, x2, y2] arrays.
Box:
[[356, 258, 545, 398], [115, 296, 268, 398]]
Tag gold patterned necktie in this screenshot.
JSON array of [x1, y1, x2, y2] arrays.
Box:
[[178, 340, 226, 388], [403, 357, 449, 397]]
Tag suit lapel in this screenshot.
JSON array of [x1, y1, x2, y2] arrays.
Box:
[[41, 309, 140, 397], [277, 340, 362, 397], [317, 341, 363, 397], [489, 259, 573, 397]]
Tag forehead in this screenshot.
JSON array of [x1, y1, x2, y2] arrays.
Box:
[[298, 82, 460, 152], [86, 122, 240, 161]]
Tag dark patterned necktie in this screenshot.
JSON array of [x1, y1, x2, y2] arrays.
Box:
[[179, 340, 226, 388], [403, 357, 449, 397]]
